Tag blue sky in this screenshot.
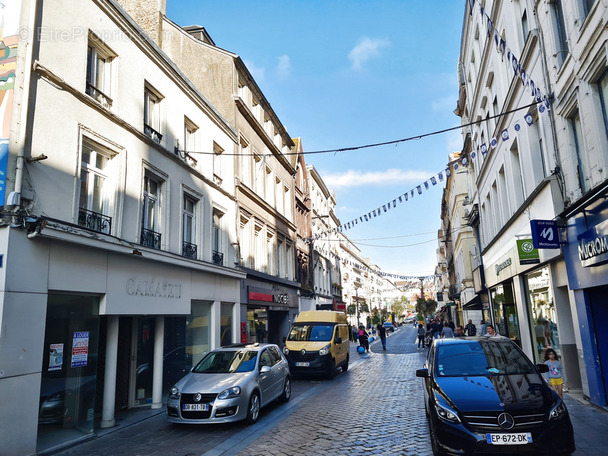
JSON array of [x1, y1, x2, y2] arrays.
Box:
[[167, 0, 465, 277]]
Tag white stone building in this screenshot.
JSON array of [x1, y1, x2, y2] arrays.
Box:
[[0, 1, 247, 453]]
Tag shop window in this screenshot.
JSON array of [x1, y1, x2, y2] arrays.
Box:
[[525, 267, 560, 363], [490, 282, 521, 346], [38, 295, 100, 453], [220, 303, 233, 346]]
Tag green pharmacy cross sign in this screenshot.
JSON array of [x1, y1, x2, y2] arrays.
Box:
[[517, 239, 540, 265]]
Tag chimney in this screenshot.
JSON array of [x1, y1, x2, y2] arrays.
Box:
[[114, 0, 167, 45]]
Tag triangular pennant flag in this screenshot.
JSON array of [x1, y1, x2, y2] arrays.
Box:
[[431, 176, 437, 185], [417, 185, 422, 195], [501, 129, 509, 141], [525, 113, 533, 126]]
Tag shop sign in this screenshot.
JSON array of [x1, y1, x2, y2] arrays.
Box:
[[517, 239, 540, 265], [248, 291, 289, 305], [578, 219, 608, 267], [446, 301, 456, 307], [126, 278, 182, 299], [530, 220, 560, 249], [495, 257, 512, 275]]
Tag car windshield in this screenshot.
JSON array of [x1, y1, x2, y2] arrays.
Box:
[[193, 350, 258, 374], [287, 324, 335, 342], [435, 340, 536, 377]]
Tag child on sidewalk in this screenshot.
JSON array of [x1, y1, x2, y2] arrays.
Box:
[[544, 348, 567, 398]]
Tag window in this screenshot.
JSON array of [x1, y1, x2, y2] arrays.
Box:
[[182, 195, 197, 259], [265, 167, 274, 206], [184, 117, 198, 155], [267, 231, 275, 275], [521, 9, 529, 44], [599, 72, 608, 149], [275, 177, 283, 212], [581, 0, 596, 19], [284, 185, 291, 220], [570, 111, 590, 192], [144, 85, 163, 143], [141, 174, 162, 249], [79, 140, 113, 234], [278, 237, 285, 278], [509, 142, 525, 207], [551, 1, 569, 68], [253, 153, 263, 195], [212, 210, 223, 265], [86, 33, 115, 108], [213, 142, 224, 185], [254, 224, 264, 270], [240, 137, 251, 187]]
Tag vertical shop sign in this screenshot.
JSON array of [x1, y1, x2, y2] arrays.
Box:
[[71, 331, 89, 368], [0, 1, 21, 205]]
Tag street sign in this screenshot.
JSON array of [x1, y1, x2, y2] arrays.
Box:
[[530, 220, 560, 249]]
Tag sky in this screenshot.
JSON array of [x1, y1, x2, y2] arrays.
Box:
[[167, 0, 466, 277]]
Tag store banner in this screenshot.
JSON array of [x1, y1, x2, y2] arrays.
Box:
[[517, 239, 540, 265], [531, 219, 560, 249]]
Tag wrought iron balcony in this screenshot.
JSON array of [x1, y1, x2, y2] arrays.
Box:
[[144, 123, 163, 144], [182, 241, 197, 259], [78, 208, 111, 234], [140, 228, 161, 250], [212, 250, 224, 265], [86, 83, 113, 108]]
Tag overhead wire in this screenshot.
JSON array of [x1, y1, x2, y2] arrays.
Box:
[[178, 100, 542, 157]]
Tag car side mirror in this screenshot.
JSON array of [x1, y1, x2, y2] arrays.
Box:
[[415, 368, 429, 378], [536, 363, 549, 373], [335, 337, 342, 344], [260, 365, 272, 374]]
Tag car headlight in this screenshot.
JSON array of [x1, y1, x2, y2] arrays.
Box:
[[434, 402, 461, 423], [169, 387, 180, 400], [549, 400, 567, 420], [319, 344, 330, 356], [283, 346, 289, 355], [218, 386, 241, 400]]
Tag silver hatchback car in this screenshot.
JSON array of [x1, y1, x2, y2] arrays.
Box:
[[167, 343, 291, 424]]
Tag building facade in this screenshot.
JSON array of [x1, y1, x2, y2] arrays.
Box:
[[1, 1, 247, 454]]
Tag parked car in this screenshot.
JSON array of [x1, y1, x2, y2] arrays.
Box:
[[167, 343, 291, 424], [416, 337, 575, 455]]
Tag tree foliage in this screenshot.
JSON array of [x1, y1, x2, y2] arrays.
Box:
[[415, 298, 438, 317]]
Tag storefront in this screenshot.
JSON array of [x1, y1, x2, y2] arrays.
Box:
[[489, 281, 521, 345], [0, 226, 244, 455], [563, 192, 608, 406], [240, 270, 300, 349]]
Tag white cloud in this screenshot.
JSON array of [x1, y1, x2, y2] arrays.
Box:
[[323, 168, 431, 188], [348, 37, 390, 70], [276, 54, 291, 79], [244, 59, 265, 82]]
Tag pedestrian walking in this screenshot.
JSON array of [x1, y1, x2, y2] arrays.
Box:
[[417, 324, 426, 348], [440, 322, 454, 338], [352, 324, 358, 342], [358, 325, 369, 352], [464, 319, 477, 336], [479, 320, 487, 336], [432, 319, 442, 339], [544, 348, 567, 398], [376, 323, 387, 350], [448, 320, 455, 331], [484, 324, 498, 336]]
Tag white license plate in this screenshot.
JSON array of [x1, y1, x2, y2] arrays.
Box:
[[295, 362, 310, 367], [486, 433, 532, 445], [182, 403, 209, 412]]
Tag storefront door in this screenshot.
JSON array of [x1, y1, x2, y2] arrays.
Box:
[[37, 295, 100, 453], [491, 282, 521, 346], [131, 317, 155, 407]]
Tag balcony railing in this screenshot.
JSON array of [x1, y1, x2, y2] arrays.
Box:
[[78, 208, 111, 234], [212, 250, 224, 265], [140, 228, 161, 250], [182, 241, 197, 259], [86, 83, 113, 108], [144, 123, 163, 144]]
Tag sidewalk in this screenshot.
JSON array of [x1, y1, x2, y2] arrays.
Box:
[[564, 392, 608, 455]]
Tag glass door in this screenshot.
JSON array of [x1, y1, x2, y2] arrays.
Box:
[[132, 317, 155, 407]]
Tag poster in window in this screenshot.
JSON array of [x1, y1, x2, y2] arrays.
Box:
[[48, 343, 64, 371], [71, 331, 89, 368]]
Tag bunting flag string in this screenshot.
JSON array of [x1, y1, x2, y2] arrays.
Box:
[[469, 0, 550, 110]]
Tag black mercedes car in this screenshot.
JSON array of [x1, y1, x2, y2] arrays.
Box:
[[416, 336, 575, 455]]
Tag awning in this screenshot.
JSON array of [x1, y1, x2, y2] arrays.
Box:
[[462, 295, 483, 310]]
